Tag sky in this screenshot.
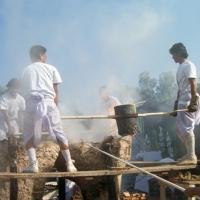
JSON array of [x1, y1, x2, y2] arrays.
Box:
[[1, 0, 200, 115]]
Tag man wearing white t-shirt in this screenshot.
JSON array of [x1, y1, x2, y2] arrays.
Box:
[[99, 86, 121, 136], [169, 43, 200, 164], [0, 78, 25, 141], [21, 45, 77, 173]]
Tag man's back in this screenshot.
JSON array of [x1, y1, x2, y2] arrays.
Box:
[[21, 62, 62, 100]]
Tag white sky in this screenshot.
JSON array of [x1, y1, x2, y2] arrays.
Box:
[[1, 0, 200, 114]]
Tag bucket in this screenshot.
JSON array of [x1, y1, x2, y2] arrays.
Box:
[[114, 104, 137, 136]]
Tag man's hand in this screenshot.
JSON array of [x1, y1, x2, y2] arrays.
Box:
[[188, 95, 199, 112], [171, 100, 178, 117]]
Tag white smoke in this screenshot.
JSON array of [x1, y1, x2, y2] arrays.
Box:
[[1, 1, 173, 142]]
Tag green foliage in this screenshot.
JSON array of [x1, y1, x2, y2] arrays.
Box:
[[138, 72, 157, 105], [137, 71, 177, 112], [156, 72, 177, 108], [0, 86, 6, 95], [136, 71, 183, 158]]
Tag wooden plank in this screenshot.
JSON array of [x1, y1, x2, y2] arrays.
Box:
[[0, 164, 196, 179], [129, 161, 178, 167]]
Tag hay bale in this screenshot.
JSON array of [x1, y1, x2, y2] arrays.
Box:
[[70, 136, 132, 170], [0, 140, 10, 200], [102, 136, 132, 168], [14, 139, 59, 200], [70, 142, 107, 170], [67, 137, 132, 200]]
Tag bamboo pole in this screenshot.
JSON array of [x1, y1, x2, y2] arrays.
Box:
[[61, 109, 188, 120], [87, 143, 200, 199]]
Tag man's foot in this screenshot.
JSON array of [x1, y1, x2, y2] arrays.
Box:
[[177, 155, 197, 165], [177, 154, 188, 162], [66, 161, 77, 172], [22, 161, 39, 173]]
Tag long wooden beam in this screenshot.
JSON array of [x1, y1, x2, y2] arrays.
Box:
[[0, 164, 196, 179], [61, 109, 188, 120]]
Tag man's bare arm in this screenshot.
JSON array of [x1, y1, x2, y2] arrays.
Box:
[[189, 78, 197, 97], [1, 110, 14, 135], [53, 83, 59, 106]]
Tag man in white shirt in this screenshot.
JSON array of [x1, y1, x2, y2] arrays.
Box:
[[169, 43, 200, 164], [21, 45, 77, 173], [0, 78, 25, 142], [99, 86, 121, 136]]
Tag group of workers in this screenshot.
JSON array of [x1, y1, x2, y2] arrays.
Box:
[[0, 45, 77, 173], [0, 43, 199, 197]]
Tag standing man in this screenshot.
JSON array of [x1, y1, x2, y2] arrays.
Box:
[[21, 45, 77, 172], [169, 42, 200, 164], [99, 86, 121, 136], [0, 78, 25, 142]]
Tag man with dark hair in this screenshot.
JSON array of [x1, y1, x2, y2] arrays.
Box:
[[21, 45, 77, 173], [30, 45, 46, 57], [169, 42, 200, 164], [0, 78, 25, 141]]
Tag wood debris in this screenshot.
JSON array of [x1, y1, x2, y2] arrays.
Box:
[[121, 192, 148, 200]]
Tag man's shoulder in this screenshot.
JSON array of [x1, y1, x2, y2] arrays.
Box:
[[23, 62, 57, 73], [16, 94, 25, 101], [182, 60, 196, 68], [25, 62, 56, 68]]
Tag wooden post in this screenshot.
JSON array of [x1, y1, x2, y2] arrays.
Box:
[[188, 185, 196, 200], [8, 137, 18, 200], [114, 175, 122, 200], [159, 181, 167, 200]]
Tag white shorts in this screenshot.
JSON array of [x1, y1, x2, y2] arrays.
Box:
[[176, 103, 200, 137], [24, 94, 68, 147]]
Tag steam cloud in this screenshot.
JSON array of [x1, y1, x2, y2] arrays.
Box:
[[1, 1, 173, 142]]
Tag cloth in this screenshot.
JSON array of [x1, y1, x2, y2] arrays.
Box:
[[21, 62, 62, 100], [23, 93, 68, 147], [176, 59, 197, 105], [101, 96, 121, 136], [0, 92, 25, 141]]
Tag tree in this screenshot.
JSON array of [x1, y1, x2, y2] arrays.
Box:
[[137, 72, 157, 111], [136, 71, 181, 157], [156, 72, 177, 111], [0, 86, 5, 95]]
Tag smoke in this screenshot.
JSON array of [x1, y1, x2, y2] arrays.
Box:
[[1, 1, 173, 142]]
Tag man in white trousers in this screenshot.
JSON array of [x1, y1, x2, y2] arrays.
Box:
[[169, 42, 200, 164], [21, 45, 77, 173]]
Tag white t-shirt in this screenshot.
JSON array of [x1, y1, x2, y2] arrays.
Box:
[[0, 92, 25, 120], [176, 59, 197, 105], [0, 92, 25, 140], [21, 62, 62, 100]]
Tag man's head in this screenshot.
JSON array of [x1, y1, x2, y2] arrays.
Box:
[[169, 43, 188, 64], [30, 45, 47, 63], [6, 78, 21, 97]]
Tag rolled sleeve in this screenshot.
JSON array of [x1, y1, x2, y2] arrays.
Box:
[[53, 68, 62, 84], [186, 63, 197, 79]]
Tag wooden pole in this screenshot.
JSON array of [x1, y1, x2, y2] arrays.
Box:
[[61, 109, 188, 120], [87, 144, 200, 200]]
